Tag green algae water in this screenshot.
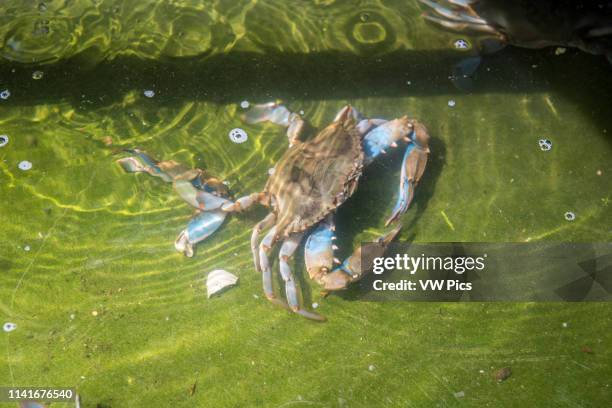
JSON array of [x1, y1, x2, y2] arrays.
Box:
[[1, 0, 611, 407]]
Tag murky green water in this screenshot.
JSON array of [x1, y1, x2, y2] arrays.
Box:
[[1, 1, 611, 407]]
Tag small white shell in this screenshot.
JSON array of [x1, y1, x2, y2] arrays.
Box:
[[206, 269, 238, 298]]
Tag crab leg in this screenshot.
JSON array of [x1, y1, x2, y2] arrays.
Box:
[[221, 192, 267, 212], [304, 215, 336, 282], [175, 210, 228, 257], [279, 233, 326, 321], [251, 213, 276, 272], [419, 0, 488, 25], [320, 225, 402, 292], [242, 102, 305, 146], [258, 226, 291, 310]]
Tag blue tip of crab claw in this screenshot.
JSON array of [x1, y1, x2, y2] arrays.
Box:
[[304, 219, 335, 281], [175, 210, 227, 257], [242, 102, 292, 126]]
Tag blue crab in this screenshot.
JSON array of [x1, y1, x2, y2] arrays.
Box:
[[118, 103, 430, 321], [420, 0, 612, 62]]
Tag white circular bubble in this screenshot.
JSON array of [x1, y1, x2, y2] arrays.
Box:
[[0, 134, 8, 147], [24, 245, 31, 251], [267, 167, 275, 176], [229, 128, 248, 144], [240, 100, 250, 109], [0, 89, 10, 100], [453, 39, 470, 50], [564, 211, 576, 221], [18, 160, 32, 171], [32, 70, 44, 80], [448, 99, 456, 107], [3, 322, 17, 332], [143, 89, 155, 98], [538, 139, 552, 151]]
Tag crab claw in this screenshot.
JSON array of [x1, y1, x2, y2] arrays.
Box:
[[175, 210, 228, 257], [320, 225, 401, 291], [385, 122, 430, 226], [362, 116, 414, 164], [242, 102, 292, 126], [117, 149, 193, 182], [242, 102, 305, 146], [173, 179, 231, 210], [304, 216, 335, 282]]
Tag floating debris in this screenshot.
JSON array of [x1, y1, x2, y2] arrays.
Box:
[[555, 47, 567, 56], [3, 322, 17, 332], [453, 39, 470, 50], [24, 245, 31, 251], [564, 212, 576, 222], [0, 89, 10, 100], [0, 134, 8, 147], [143, 89, 155, 98], [581, 346, 593, 354], [312, 302, 319, 309], [240, 100, 250, 109], [267, 167, 275, 176], [538, 139, 552, 151], [494, 367, 512, 382], [32, 70, 44, 80], [18, 160, 33, 171], [368, 364, 376, 372], [454, 391, 465, 398], [206, 269, 238, 298], [447, 99, 456, 107], [228, 128, 248, 144]]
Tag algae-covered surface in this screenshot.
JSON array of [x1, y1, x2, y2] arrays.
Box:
[[1, 0, 611, 407]]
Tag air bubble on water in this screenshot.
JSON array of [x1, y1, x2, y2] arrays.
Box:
[[24, 245, 31, 252], [240, 100, 250, 109], [3, 322, 17, 332], [562, 322, 569, 328], [360, 12, 370, 22], [19, 160, 32, 171], [564, 212, 576, 221], [453, 39, 470, 50], [538, 139, 552, 151], [143, 89, 155, 98], [299, 110, 305, 116], [448, 99, 456, 107], [32, 70, 44, 80], [0, 135, 8, 147], [312, 302, 319, 309], [368, 365, 376, 372], [0, 90, 10, 100], [268, 167, 275, 175], [229, 128, 248, 144]]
